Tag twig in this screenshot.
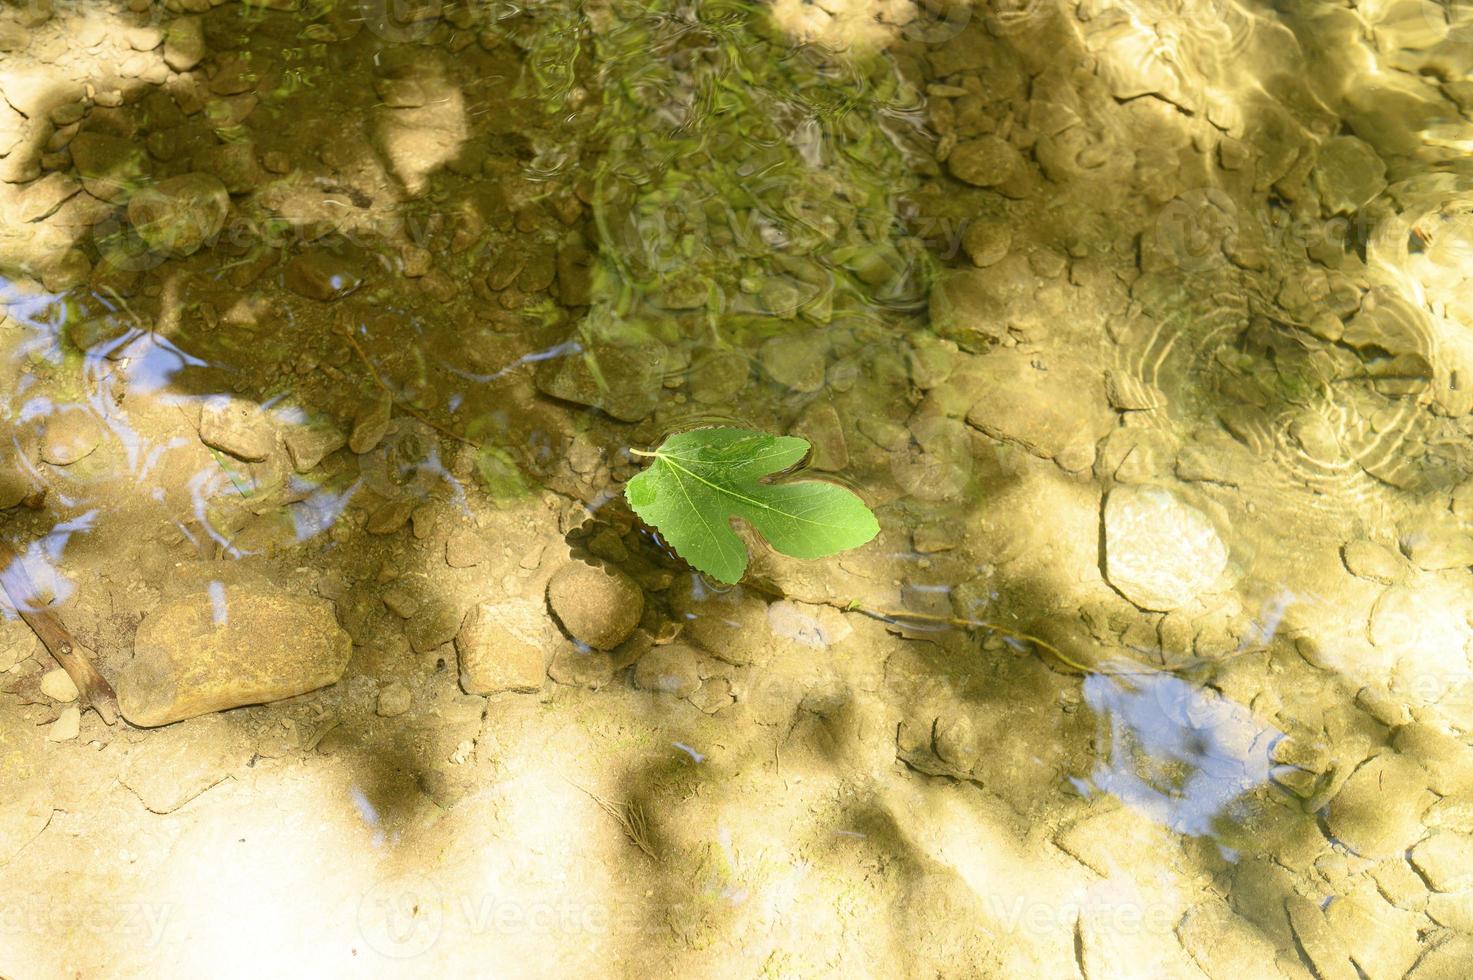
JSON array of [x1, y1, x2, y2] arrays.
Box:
[[0, 542, 118, 725], [742, 579, 1241, 678]]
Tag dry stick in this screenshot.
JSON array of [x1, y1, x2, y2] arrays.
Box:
[[743, 580, 1255, 679], [563, 777, 657, 859], [0, 541, 118, 725], [338, 325, 481, 450]]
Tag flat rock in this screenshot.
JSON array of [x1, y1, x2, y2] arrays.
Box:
[[947, 136, 1023, 187], [39, 407, 102, 465], [1400, 521, 1473, 570], [547, 645, 614, 689], [120, 715, 250, 812], [1411, 832, 1473, 892], [284, 249, 364, 301], [1342, 539, 1405, 584], [199, 396, 275, 462], [1314, 136, 1386, 215], [39, 667, 77, 702], [118, 586, 351, 726], [283, 418, 344, 472], [128, 173, 228, 256], [1326, 752, 1433, 858], [46, 706, 80, 742], [1410, 936, 1473, 979], [455, 598, 549, 695], [546, 561, 643, 650], [534, 339, 666, 422], [15, 172, 79, 222], [1104, 486, 1227, 611], [962, 351, 1115, 468]]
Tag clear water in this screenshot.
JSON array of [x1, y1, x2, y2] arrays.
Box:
[[3, 0, 1473, 975]]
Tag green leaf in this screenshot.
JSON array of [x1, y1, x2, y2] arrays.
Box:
[[625, 426, 879, 584]]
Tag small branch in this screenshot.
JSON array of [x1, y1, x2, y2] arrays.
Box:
[[0, 542, 118, 725]]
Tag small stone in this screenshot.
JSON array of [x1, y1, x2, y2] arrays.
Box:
[[547, 645, 614, 688], [1411, 833, 1473, 892], [283, 419, 345, 472], [46, 706, 80, 742], [961, 220, 1011, 267], [39, 668, 77, 702], [1104, 486, 1228, 611], [209, 53, 263, 96], [1326, 753, 1433, 859], [118, 586, 351, 727], [688, 675, 734, 714], [348, 397, 391, 454], [199, 396, 274, 462], [69, 131, 151, 203], [792, 400, 848, 471], [284, 249, 363, 301], [686, 349, 750, 404], [40, 407, 102, 466], [1400, 522, 1473, 571], [126, 25, 162, 50], [1342, 539, 1405, 584], [948, 136, 1023, 187], [546, 561, 643, 651], [455, 598, 549, 695], [163, 17, 206, 72], [932, 713, 979, 770], [534, 339, 667, 422], [376, 682, 411, 717], [366, 499, 414, 535], [381, 586, 420, 619], [127, 173, 229, 257], [633, 645, 702, 698]]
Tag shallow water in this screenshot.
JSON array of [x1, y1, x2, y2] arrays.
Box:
[[3, 0, 1473, 976]]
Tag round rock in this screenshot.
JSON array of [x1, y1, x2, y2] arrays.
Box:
[[127, 173, 229, 256], [1104, 486, 1228, 611], [546, 561, 643, 650]]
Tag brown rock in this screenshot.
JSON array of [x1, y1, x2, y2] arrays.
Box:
[[455, 598, 549, 695], [118, 587, 350, 726], [546, 561, 643, 650]]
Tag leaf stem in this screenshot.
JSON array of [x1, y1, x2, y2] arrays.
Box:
[[627, 448, 658, 458]]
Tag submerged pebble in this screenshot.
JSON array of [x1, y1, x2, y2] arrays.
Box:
[[546, 561, 644, 651]]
